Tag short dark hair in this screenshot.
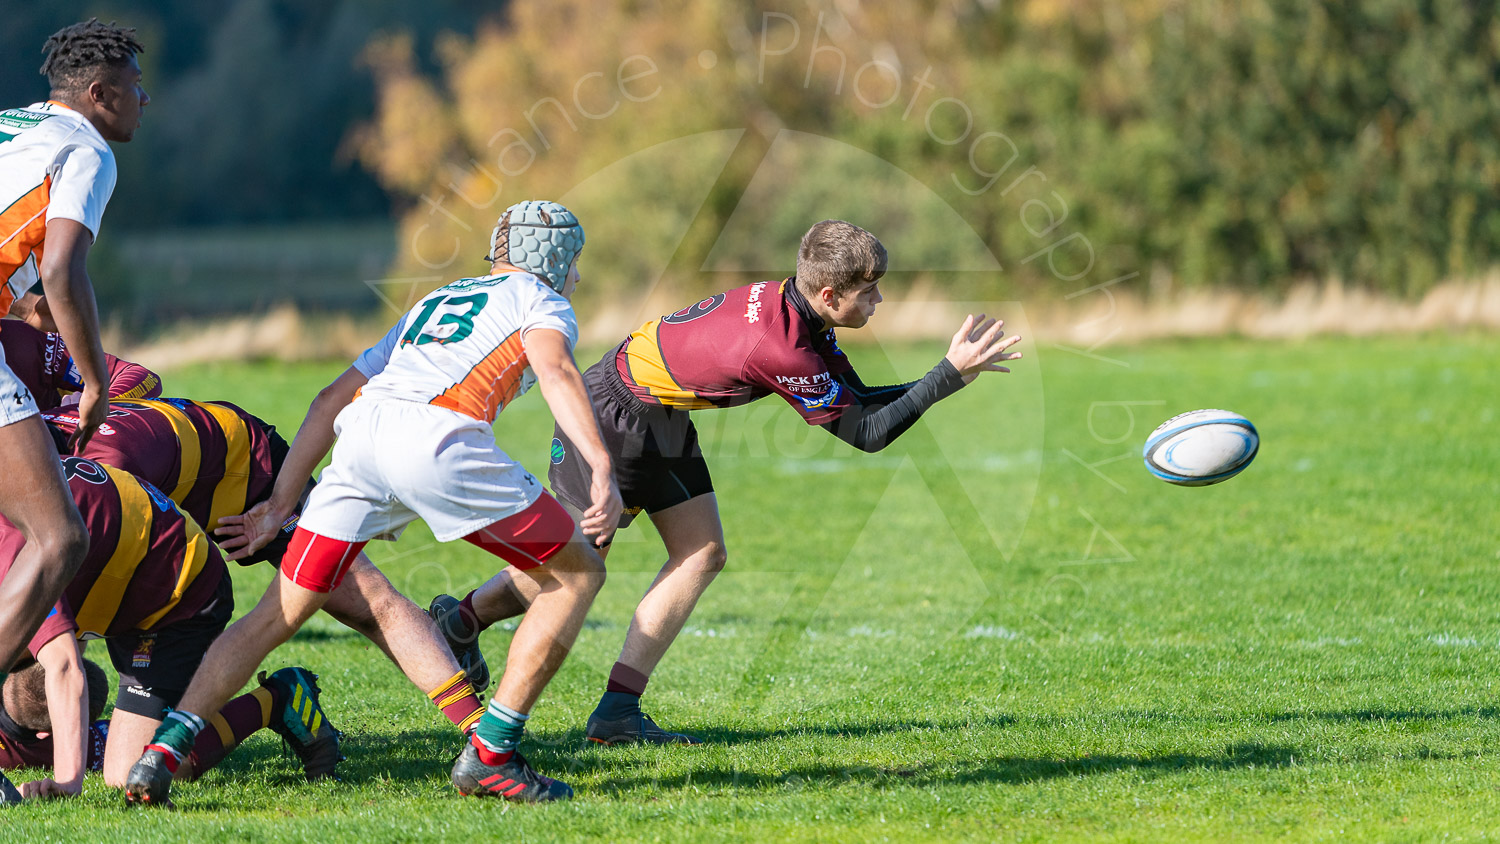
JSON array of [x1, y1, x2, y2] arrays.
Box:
[[40, 19, 145, 97], [2, 658, 110, 732], [795, 220, 887, 298]]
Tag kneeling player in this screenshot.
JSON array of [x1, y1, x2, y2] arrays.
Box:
[[126, 201, 620, 805], [44, 396, 487, 733], [0, 658, 108, 801], [0, 658, 331, 802], [0, 457, 339, 802]]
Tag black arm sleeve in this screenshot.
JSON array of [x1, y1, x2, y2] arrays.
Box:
[[821, 360, 966, 452], [838, 367, 919, 405]]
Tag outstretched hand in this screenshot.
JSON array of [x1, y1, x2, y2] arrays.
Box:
[[214, 500, 286, 561], [944, 314, 1023, 384]]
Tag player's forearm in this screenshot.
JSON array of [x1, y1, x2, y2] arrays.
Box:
[[42, 643, 87, 790], [822, 359, 965, 452], [269, 378, 357, 513], [839, 369, 918, 404], [42, 270, 108, 396]]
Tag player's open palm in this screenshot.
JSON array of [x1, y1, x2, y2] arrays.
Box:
[[945, 314, 1023, 384], [214, 500, 282, 560]]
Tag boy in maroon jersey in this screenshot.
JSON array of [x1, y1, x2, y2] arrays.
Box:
[[0, 320, 160, 411], [431, 220, 1023, 744], [0, 457, 340, 801], [0, 659, 109, 777], [41, 398, 487, 737], [0, 656, 332, 799]]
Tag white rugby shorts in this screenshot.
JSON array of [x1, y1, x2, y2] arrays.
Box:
[[297, 399, 545, 543], [0, 347, 39, 428]]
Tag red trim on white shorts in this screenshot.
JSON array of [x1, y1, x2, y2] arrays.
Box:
[[282, 528, 367, 593], [462, 493, 574, 570]]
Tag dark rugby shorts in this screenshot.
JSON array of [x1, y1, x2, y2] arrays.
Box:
[[107, 574, 234, 719], [548, 345, 713, 529]]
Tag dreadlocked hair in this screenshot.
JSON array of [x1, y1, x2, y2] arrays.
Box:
[[40, 19, 145, 96]]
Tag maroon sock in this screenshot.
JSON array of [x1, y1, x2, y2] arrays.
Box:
[[460, 591, 483, 633], [187, 682, 285, 778], [606, 661, 650, 696]]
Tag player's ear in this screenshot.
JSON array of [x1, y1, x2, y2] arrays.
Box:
[[87, 77, 113, 108]]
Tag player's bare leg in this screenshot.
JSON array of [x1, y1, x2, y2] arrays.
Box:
[[584, 493, 723, 745], [451, 532, 605, 801], [323, 553, 468, 692], [175, 573, 328, 726], [123, 571, 333, 806], [429, 511, 616, 693], [106, 666, 343, 790], [0, 417, 89, 672], [102, 710, 166, 789], [492, 539, 606, 712], [0, 417, 88, 803], [324, 552, 484, 731]]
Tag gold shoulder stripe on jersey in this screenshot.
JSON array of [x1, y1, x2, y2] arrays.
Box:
[[73, 467, 156, 637]]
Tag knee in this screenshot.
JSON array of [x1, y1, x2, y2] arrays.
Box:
[[550, 544, 607, 597], [37, 517, 89, 580], [575, 547, 607, 596], [323, 586, 383, 638], [682, 541, 727, 575]]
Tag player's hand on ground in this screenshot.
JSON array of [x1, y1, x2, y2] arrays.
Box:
[[70, 386, 108, 452], [215, 500, 284, 560], [581, 471, 623, 547], [20, 777, 80, 799], [944, 313, 1023, 384]]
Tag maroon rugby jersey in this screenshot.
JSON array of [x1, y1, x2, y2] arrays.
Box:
[[0, 712, 107, 771], [0, 320, 162, 410], [0, 457, 226, 654], [43, 399, 276, 533], [616, 280, 854, 425]]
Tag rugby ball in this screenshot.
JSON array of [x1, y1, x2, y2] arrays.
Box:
[[1142, 409, 1258, 486]]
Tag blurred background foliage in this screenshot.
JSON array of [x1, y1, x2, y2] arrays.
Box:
[[5, 0, 1497, 329]]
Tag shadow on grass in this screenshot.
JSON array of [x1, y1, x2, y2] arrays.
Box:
[[1046, 707, 1500, 727], [583, 743, 1309, 794], [169, 706, 1495, 805]]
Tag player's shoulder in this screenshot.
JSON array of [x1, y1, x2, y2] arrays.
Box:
[[437, 270, 552, 303], [3, 103, 108, 151]]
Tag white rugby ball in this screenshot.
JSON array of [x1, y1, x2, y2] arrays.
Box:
[[1142, 409, 1258, 486]]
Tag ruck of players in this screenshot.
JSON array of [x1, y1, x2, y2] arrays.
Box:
[[0, 21, 1021, 806]]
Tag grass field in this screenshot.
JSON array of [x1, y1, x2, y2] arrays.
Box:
[[5, 333, 1498, 842]]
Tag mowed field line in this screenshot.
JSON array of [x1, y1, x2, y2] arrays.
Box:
[[5, 334, 1498, 842]]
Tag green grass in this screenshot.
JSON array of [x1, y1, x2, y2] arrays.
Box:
[[6, 334, 1499, 842]]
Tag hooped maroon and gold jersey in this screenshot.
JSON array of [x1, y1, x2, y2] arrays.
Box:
[[616, 280, 854, 425], [0, 320, 161, 410], [0, 457, 226, 654], [42, 398, 276, 534]]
